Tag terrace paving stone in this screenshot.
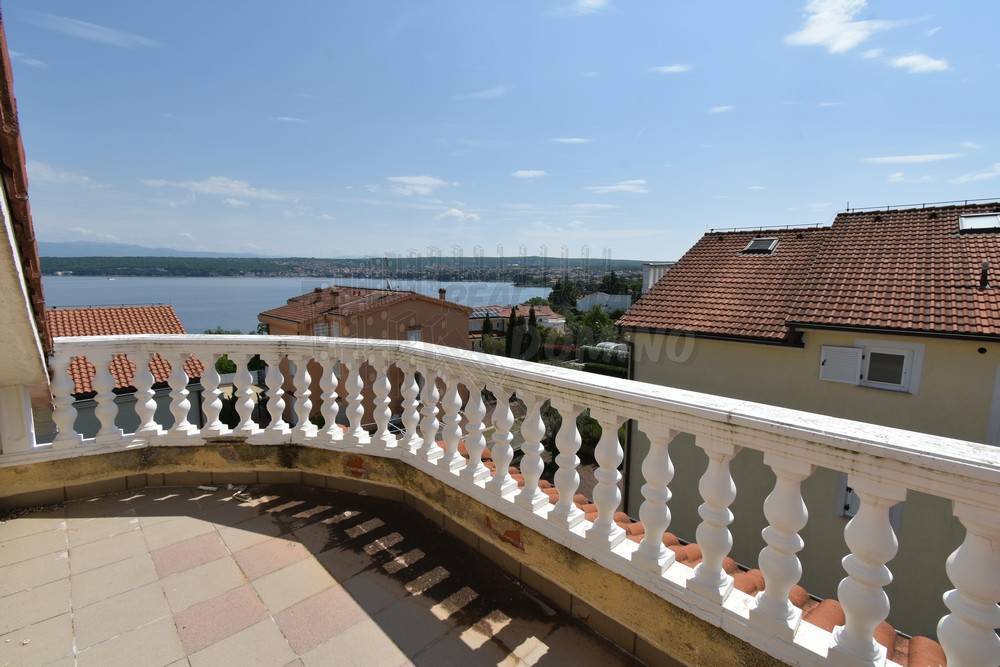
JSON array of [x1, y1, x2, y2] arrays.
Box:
[[0, 484, 639, 666]]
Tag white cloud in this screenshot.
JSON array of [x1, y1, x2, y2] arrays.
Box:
[[26, 12, 159, 48], [552, 137, 592, 144], [785, 0, 895, 54], [28, 161, 97, 187], [584, 179, 648, 194], [862, 48, 884, 59], [709, 105, 734, 114], [808, 201, 833, 209], [890, 53, 949, 73], [455, 84, 510, 100], [887, 171, 930, 184], [949, 163, 1000, 185], [386, 175, 457, 196], [560, 0, 609, 16], [436, 207, 480, 222], [649, 64, 692, 74], [142, 176, 288, 201], [69, 226, 118, 241], [863, 153, 960, 164], [572, 203, 617, 209], [223, 198, 249, 207], [960, 141, 983, 150], [817, 101, 842, 107], [926, 26, 942, 36], [178, 232, 195, 241], [512, 170, 547, 179], [10, 50, 46, 68], [747, 185, 767, 191], [274, 116, 305, 123]]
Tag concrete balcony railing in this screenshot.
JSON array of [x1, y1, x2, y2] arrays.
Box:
[[4, 334, 1000, 667]]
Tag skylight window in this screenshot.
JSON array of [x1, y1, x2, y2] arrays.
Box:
[[959, 213, 1000, 232], [742, 237, 779, 254]]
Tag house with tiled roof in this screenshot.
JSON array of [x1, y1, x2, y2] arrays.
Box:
[[259, 286, 471, 349], [618, 200, 1000, 639]]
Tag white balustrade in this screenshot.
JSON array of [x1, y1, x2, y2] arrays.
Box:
[[417, 368, 442, 463], [548, 400, 583, 529], [317, 354, 342, 445], [937, 503, 1000, 667], [631, 424, 677, 575], [343, 355, 370, 446], [28, 335, 1000, 667], [586, 410, 626, 549], [437, 372, 465, 472], [292, 355, 316, 439], [688, 438, 739, 602], [371, 354, 395, 452], [234, 353, 261, 436], [830, 478, 907, 666], [49, 351, 82, 449], [90, 351, 124, 445], [514, 393, 547, 511], [485, 385, 516, 496], [399, 363, 421, 456], [197, 352, 230, 437], [460, 379, 490, 485], [749, 454, 813, 639]]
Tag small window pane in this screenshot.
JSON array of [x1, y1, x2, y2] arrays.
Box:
[[867, 352, 905, 385], [959, 213, 1000, 232]]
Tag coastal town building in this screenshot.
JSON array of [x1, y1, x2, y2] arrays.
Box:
[[618, 201, 1000, 636]]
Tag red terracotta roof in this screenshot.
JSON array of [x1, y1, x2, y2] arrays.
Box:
[[260, 286, 470, 324], [497, 304, 564, 320], [620, 202, 1000, 342], [789, 202, 1000, 338], [47, 305, 203, 394], [618, 227, 830, 341]]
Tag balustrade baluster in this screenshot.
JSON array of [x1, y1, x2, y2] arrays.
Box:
[[937, 503, 1000, 667], [371, 354, 395, 452], [399, 363, 422, 455], [631, 424, 677, 574], [343, 355, 370, 446], [292, 355, 316, 439], [416, 368, 442, 463], [749, 455, 813, 639], [200, 351, 228, 437], [233, 353, 261, 436], [134, 351, 165, 439], [548, 400, 583, 529], [164, 351, 198, 441], [514, 393, 547, 510], [688, 438, 739, 602], [91, 351, 124, 445], [257, 352, 290, 443], [829, 477, 906, 666], [50, 351, 82, 449], [485, 385, 516, 496], [317, 353, 342, 446], [460, 380, 490, 484], [586, 410, 626, 549], [438, 372, 465, 472]]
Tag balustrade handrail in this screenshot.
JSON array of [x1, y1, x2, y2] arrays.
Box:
[[49, 334, 1000, 509]]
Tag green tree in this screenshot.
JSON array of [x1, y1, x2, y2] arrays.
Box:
[[481, 314, 493, 337], [525, 306, 540, 361], [525, 296, 549, 306], [204, 326, 243, 335], [503, 306, 518, 357]]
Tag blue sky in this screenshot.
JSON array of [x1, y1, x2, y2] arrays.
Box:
[[7, 0, 1000, 261]]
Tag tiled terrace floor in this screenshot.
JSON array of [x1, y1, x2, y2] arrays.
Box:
[[0, 483, 640, 667]]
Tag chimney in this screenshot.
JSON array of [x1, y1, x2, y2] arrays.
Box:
[[641, 262, 672, 294], [982, 261, 991, 289], [438, 288, 447, 301]]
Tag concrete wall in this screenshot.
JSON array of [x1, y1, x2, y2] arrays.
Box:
[[624, 328, 994, 637]]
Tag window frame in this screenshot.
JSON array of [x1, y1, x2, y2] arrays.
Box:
[[860, 346, 913, 392], [406, 327, 423, 342]]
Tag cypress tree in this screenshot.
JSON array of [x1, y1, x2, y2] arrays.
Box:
[[504, 306, 517, 357]]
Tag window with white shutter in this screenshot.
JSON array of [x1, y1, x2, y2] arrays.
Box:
[[819, 346, 862, 384]]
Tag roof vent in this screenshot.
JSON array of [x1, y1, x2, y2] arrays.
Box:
[[742, 237, 779, 254], [959, 213, 1000, 233]]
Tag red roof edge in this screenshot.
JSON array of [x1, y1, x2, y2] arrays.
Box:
[[0, 12, 50, 355]]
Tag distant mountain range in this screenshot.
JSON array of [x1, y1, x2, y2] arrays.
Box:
[[39, 240, 264, 258]]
